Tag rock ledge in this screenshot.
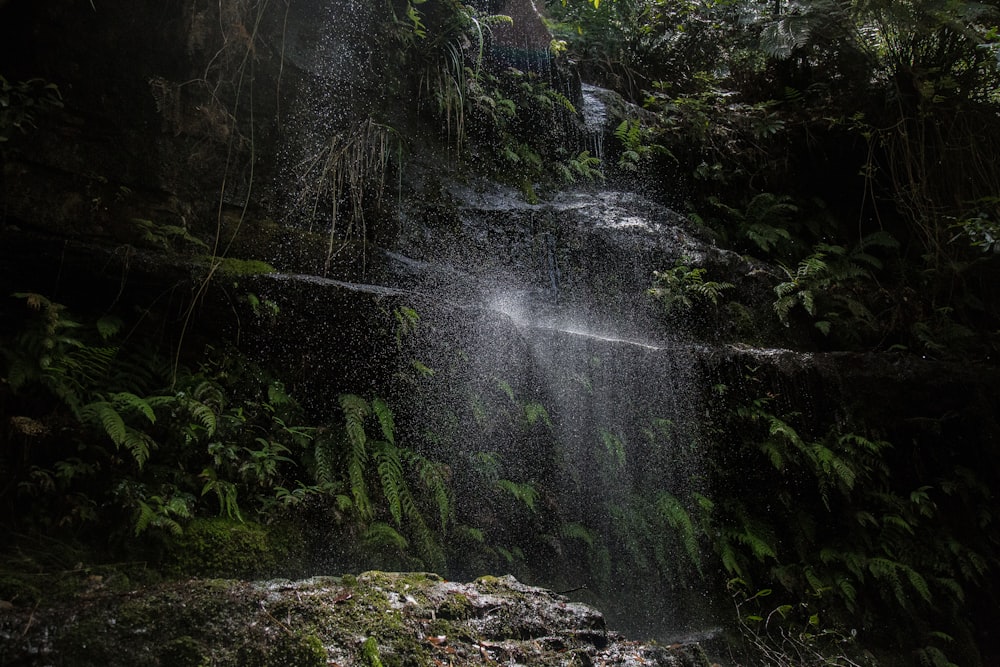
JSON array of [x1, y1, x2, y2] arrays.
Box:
[[0, 572, 709, 666]]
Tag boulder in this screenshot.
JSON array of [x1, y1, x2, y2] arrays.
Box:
[[0, 572, 711, 666]]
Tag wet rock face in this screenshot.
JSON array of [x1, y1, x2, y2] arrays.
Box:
[[0, 572, 710, 667], [391, 186, 753, 341]]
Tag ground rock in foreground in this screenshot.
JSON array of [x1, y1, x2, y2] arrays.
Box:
[[0, 571, 709, 666]]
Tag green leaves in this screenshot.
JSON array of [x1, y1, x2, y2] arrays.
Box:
[[649, 258, 734, 315], [323, 394, 451, 567]]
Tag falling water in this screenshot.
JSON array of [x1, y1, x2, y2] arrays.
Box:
[[374, 183, 723, 637], [580, 83, 610, 165], [268, 0, 728, 641]]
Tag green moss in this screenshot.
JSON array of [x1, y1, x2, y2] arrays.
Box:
[[436, 592, 472, 620], [166, 518, 290, 578], [267, 632, 326, 667], [161, 636, 209, 667], [361, 636, 384, 667], [212, 256, 277, 276]]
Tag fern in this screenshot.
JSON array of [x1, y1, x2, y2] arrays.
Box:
[[523, 401, 552, 428], [340, 394, 373, 520], [372, 397, 395, 445], [364, 521, 409, 551], [81, 401, 127, 446], [720, 541, 743, 576], [314, 436, 339, 486], [656, 493, 702, 573], [410, 452, 451, 530], [121, 427, 155, 468], [133, 492, 192, 536], [496, 479, 538, 511], [561, 521, 595, 546], [200, 467, 243, 521], [915, 645, 959, 667], [599, 428, 626, 469], [112, 391, 156, 423], [649, 259, 734, 313], [374, 441, 404, 525]]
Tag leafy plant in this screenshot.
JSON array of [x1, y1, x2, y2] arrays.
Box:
[[311, 393, 452, 569], [649, 258, 734, 316], [0, 75, 62, 143], [773, 232, 897, 338]]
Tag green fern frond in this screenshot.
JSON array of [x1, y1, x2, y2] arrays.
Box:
[[95, 315, 123, 340], [869, 557, 909, 606], [883, 513, 915, 535], [734, 518, 777, 562], [599, 428, 626, 469], [122, 427, 155, 467], [915, 645, 959, 667], [314, 437, 338, 486], [524, 402, 552, 428], [496, 379, 516, 402], [80, 400, 127, 446], [496, 479, 537, 511], [201, 468, 243, 521], [374, 442, 404, 525], [187, 400, 218, 435], [411, 453, 451, 530], [561, 521, 595, 546], [935, 577, 965, 603], [657, 493, 702, 572], [836, 576, 858, 609], [363, 521, 408, 550], [340, 393, 371, 448], [720, 541, 743, 576], [112, 391, 156, 423], [340, 394, 372, 519], [372, 397, 396, 445], [767, 415, 804, 448], [759, 440, 786, 470]]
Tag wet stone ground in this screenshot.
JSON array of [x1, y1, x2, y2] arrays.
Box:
[[0, 572, 710, 666]]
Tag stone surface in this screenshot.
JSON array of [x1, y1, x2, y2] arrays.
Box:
[[0, 572, 711, 667]]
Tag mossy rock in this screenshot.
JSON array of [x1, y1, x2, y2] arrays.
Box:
[[236, 631, 326, 667], [3, 573, 711, 666], [165, 518, 300, 579], [436, 592, 472, 620], [211, 256, 277, 276], [161, 636, 210, 667]]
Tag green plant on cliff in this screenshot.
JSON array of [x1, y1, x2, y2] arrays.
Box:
[[309, 393, 451, 570], [2, 296, 306, 545], [772, 232, 897, 339], [649, 258, 734, 314], [689, 375, 1000, 667], [0, 75, 62, 143]]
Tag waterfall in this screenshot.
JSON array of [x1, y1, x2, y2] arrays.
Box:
[[368, 185, 725, 638], [580, 83, 609, 165]]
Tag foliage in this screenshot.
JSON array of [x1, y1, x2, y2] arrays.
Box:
[[649, 258, 734, 313], [0, 295, 451, 573], [729, 580, 868, 667], [689, 372, 1000, 666], [0, 75, 62, 143], [306, 393, 452, 569], [391, 0, 599, 193], [551, 0, 1000, 356], [772, 232, 898, 338]]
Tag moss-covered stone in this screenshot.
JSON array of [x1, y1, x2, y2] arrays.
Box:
[[0, 573, 711, 667], [161, 636, 210, 667], [164, 518, 297, 579], [212, 256, 277, 276]]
